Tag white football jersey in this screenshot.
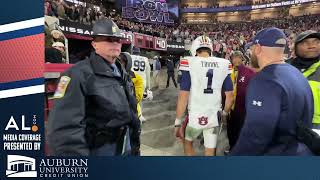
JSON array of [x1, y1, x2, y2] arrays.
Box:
[[179, 56, 231, 129], [131, 55, 151, 90]]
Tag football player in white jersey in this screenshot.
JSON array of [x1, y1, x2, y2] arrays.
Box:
[[131, 47, 153, 122], [175, 35, 234, 156]]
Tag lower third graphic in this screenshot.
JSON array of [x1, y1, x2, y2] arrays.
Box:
[[6, 155, 37, 177]]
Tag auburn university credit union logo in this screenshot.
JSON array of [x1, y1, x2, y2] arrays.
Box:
[[6, 155, 37, 177]]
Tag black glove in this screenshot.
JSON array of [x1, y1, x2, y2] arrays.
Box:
[[296, 121, 320, 155]]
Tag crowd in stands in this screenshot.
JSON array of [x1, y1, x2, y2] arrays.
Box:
[[44, 0, 171, 38], [182, 15, 319, 58], [115, 14, 320, 58], [45, 0, 107, 25], [45, 0, 320, 60], [116, 13, 320, 59], [172, 15, 319, 41], [182, 0, 286, 8]]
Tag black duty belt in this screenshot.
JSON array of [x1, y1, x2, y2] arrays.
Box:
[[85, 125, 127, 150]]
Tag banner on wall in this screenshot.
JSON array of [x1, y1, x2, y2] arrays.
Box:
[[167, 40, 184, 52], [133, 32, 167, 51], [154, 37, 167, 50], [59, 19, 92, 36], [182, 0, 316, 13], [251, 0, 316, 9], [122, 0, 179, 24]]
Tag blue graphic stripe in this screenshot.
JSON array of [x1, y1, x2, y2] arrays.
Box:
[[0, 1, 43, 25], [87, 157, 320, 180], [0, 25, 43, 41], [0, 78, 44, 91]]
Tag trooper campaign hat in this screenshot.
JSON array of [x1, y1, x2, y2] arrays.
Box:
[[92, 18, 124, 39]]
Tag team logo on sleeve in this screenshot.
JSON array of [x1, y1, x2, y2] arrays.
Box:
[[198, 116, 208, 126], [53, 76, 71, 99], [252, 100, 262, 107], [239, 76, 245, 83]]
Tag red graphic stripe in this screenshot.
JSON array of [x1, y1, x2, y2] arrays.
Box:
[[180, 60, 189, 65], [0, 34, 44, 83]]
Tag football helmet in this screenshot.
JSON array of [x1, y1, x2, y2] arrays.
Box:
[[190, 35, 213, 56], [143, 89, 153, 101]]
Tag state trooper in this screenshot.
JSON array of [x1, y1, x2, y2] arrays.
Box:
[[47, 18, 138, 156]]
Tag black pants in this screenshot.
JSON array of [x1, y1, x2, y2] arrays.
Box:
[[166, 73, 177, 88], [130, 118, 141, 156], [227, 110, 245, 150]]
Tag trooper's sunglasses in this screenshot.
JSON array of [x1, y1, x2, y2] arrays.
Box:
[[96, 36, 121, 43]]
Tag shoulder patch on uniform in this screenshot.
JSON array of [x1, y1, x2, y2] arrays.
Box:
[[180, 59, 189, 66], [53, 76, 71, 99], [179, 59, 189, 71]]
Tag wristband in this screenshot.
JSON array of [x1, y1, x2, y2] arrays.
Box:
[[175, 118, 182, 126], [222, 110, 229, 116]]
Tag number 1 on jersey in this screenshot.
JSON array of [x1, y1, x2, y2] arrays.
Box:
[[204, 69, 214, 94]]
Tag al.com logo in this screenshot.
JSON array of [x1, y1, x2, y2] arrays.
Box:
[[5, 115, 39, 132], [6, 155, 37, 177]]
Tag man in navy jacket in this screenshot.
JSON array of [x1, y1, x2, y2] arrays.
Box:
[[230, 28, 314, 155]]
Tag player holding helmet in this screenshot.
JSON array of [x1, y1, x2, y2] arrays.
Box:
[[119, 52, 144, 155], [131, 47, 153, 122], [175, 35, 234, 156]]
